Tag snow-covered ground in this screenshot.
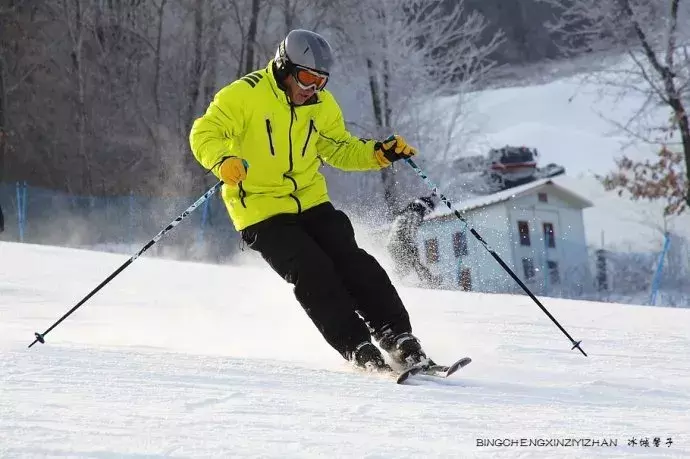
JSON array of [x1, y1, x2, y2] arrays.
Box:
[[2, 241, 689, 458], [429, 70, 690, 252], [461, 65, 663, 175]]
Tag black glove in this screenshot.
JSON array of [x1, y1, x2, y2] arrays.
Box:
[[374, 135, 416, 167]]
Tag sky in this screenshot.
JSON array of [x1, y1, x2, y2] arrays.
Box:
[[2, 241, 689, 458]]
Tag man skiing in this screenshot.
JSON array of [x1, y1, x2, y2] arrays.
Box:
[[387, 196, 442, 287], [189, 29, 435, 372]]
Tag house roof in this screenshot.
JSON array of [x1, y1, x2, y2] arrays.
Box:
[[425, 177, 594, 222]]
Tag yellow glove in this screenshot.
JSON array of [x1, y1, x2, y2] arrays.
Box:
[[218, 157, 247, 185], [374, 135, 417, 167]]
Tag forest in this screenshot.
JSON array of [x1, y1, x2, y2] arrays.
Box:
[[1, 0, 687, 217], [0, 0, 565, 199]]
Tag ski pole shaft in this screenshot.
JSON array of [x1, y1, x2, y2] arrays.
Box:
[[28, 181, 224, 348], [405, 158, 586, 356]]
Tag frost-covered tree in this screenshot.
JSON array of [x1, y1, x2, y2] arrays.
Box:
[[331, 0, 502, 215], [542, 0, 690, 215]]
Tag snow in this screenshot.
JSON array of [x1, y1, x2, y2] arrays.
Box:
[[428, 71, 690, 252], [2, 241, 689, 458], [2, 57, 689, 457], [459, 72, 663, 175]]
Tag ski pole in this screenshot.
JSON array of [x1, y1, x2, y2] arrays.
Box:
[[406, 158, 587, 356], [28, 180, 225, 348]]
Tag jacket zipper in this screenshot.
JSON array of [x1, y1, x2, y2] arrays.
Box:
[[238, 182, 247, 208], [287, 106, 295, 172], [265, 119, 276, 156], [287, 105, 301, 212], [301, 120, 315, 157]]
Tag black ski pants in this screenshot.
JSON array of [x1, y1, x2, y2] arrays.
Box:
[[241, 202, 412, 360]]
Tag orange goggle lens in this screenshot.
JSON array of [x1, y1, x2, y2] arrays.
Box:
[[294, 67, 328, 90]]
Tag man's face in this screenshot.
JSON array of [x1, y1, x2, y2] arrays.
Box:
[[285, 74, 316, 105]]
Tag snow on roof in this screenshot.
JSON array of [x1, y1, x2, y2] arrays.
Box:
[[425, 176, 594, 222]]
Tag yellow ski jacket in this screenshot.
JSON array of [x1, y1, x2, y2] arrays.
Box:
[[189, 61, 383, 231]]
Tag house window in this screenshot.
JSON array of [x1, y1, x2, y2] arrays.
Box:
[[425, 238, 439, 264], [459, 267, 472, 291], [518, 220, 531, 246], [522, 257, 535, 280], [538, 192, 548, 203], [452, 231, 468, 257], [543, 222, 556, 248], [547, 260, 560, 284]]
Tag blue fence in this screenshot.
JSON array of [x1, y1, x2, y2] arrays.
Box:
[[649, 232, 672, 306], [2, 181, 688, 307], [0, 181, 241, 262], [649, 232, 690, 307]]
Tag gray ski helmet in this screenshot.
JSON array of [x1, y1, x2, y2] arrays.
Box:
[[275, 29, 334, 75]]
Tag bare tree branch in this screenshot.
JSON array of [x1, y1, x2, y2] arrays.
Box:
[[542, 0, 690, 213], [327, 0, 503, 213]]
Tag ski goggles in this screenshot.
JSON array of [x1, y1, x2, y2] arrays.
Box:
[[292, 65, 329, 91]]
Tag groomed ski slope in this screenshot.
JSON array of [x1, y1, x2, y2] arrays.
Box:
[[1, 241, 689, 458]]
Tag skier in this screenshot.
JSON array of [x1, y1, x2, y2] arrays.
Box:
[[189, 29, 436, 372], [386, 196, 442, 287]]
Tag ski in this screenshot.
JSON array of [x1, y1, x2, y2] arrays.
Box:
[[396, 357, 472, 384]]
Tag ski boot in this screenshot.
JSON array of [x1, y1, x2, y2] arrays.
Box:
[[351, 342, 393, 372], [378, 331, 435, 369]]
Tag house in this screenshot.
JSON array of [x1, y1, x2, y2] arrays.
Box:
[[417, 178, 594, 296]]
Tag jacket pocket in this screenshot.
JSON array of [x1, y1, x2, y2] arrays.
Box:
[[301, 119, 315, 157], [265, 119, 276, 156]]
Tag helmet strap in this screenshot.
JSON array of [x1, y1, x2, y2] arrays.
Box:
[[272, 60, 290, 91]]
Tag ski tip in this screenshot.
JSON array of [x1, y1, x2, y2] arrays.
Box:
[[397, 357, 473, 384], [396, 366, 422, 385], [445, 357, 472, 376]]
